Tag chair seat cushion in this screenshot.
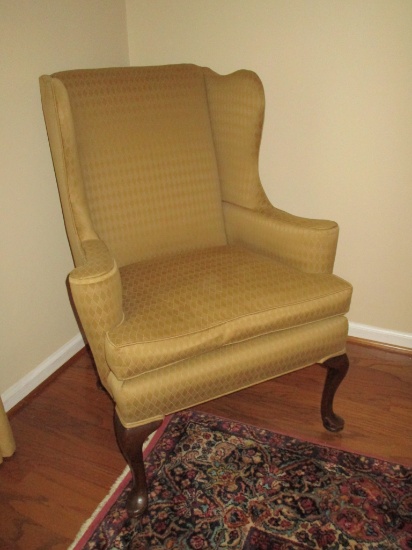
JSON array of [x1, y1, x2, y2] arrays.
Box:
[[105, 245, 352, 380]]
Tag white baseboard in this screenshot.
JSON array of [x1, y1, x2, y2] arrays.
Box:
[[349, 322, 412, 350], [2, 333, 85, 412]]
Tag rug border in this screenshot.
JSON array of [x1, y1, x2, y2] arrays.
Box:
[[194, 409, 411, 468], [68, 415, 173, 550]]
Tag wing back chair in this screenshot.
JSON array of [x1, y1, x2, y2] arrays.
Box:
[[39, 64, 352, 518]]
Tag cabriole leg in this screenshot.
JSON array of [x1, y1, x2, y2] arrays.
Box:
[[114, 413, 162, 518], [320, 353, 349, 432]]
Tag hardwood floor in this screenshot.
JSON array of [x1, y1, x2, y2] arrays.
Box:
[[1, 341, 411, 549]]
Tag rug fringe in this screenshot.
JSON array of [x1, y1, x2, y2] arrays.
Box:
[[68, 423, 167, 549], [67, 465, 130, 550]]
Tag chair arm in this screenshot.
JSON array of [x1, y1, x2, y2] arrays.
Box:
[[69, 240, 124, 388], [69, 239, 119, 283], [223, 202, 339, 274]]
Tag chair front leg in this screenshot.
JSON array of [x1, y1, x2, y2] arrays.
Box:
[[320, 353, 349, 432], [114, 413, 162, 518]]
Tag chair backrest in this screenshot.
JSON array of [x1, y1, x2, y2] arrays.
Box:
[[40, 64, 266, 267]]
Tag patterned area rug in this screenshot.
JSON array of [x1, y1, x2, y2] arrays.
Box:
[[72, 411, 412, 549]]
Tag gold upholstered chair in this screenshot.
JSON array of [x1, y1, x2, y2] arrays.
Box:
[[39, 64, 352, 518]]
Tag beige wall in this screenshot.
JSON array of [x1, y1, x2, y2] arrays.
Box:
[[1, 0, 411, 400], [0, 0, 129, 395], [127, 0, 412, 335]]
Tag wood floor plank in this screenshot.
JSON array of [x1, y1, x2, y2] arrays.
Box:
[[0, 341, 411, 549]]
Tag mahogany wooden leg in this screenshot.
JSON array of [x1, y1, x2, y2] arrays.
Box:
[[114, 413, 162, 518], [320, 353, 349, 432]]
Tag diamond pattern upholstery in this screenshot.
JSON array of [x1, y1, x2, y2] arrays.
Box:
[[106, 245, 351, 380], [39, 64, 352, 429]]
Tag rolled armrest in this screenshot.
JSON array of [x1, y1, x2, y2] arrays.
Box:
[[69, 240, 124, 388], [223, 202, 339, 274], [69, 239, 118, 283]]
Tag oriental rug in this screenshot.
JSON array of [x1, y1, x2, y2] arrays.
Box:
[[71, 410, 412, 549]]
